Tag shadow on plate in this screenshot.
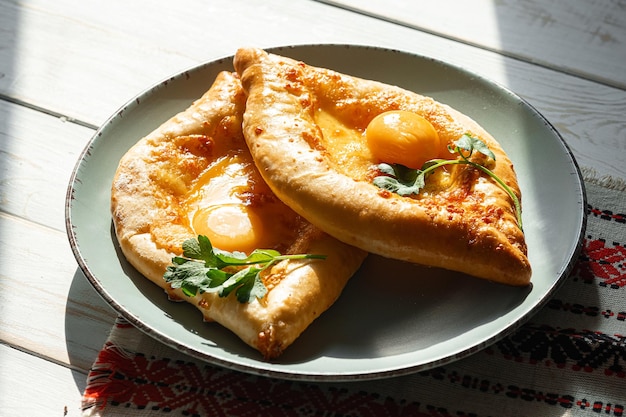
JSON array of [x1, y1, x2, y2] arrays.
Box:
[[108, 221, 531, 366], [279, 254, 532, 363]]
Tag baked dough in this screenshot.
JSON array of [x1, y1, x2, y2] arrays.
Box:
[[111, 71, 367, 359], [234, 48, 531, 286]]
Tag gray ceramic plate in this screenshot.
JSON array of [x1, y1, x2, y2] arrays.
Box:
[[66, 44, 586, 381]]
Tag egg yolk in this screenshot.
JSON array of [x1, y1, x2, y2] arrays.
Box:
[[365, 110, 441, 169], [192, 204, 265, 254]]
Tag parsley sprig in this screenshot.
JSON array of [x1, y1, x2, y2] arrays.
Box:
[[373, 134, 523, 231], [164, 235, 327, 303]]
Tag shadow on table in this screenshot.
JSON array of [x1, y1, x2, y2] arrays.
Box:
[[65, 267, 117, 392]]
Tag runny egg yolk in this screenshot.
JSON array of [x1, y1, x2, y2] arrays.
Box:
[[365, 110, 440, 169], [185, 156, 270, 255], [192, 204, 265, 254]]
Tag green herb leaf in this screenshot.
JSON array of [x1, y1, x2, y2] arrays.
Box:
[[215, 248, 282, 266], [164, 235, 326, 303], [164, 261, 212, 297], [182, 235, 225, 267], [454, 133, 496, 160], [221, 266, 267, 303], [372, 134, 523, 231], [373, 163, 426, 196]]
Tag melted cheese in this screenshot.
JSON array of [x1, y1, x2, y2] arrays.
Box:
[[313, 108, 445, 180], [183, 152, 302, 254], [313, 109, 373, 180]]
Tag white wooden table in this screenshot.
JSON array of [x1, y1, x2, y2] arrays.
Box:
[[1, 0, 624, 415]]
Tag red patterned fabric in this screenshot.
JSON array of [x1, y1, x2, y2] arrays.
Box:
[[82, 178, 626, 417]]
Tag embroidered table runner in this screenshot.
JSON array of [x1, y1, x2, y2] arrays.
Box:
[[82, 176, 626, 417]]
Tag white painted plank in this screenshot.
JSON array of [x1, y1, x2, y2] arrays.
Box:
[[0, 0, 620, 124], [498, 58, 626, 180], [0, 344, 85, 417], [0, 99, 95, 231], [0, 0, 624, 182], [0, 0, 387, 124], [317, 0, 626, 88], [0, 212, 116, 371], [0, 100, 115, 372]]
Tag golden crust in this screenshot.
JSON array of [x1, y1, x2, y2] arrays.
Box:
[[234, 48, 531, 286], [111, 71, 366, 359]]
